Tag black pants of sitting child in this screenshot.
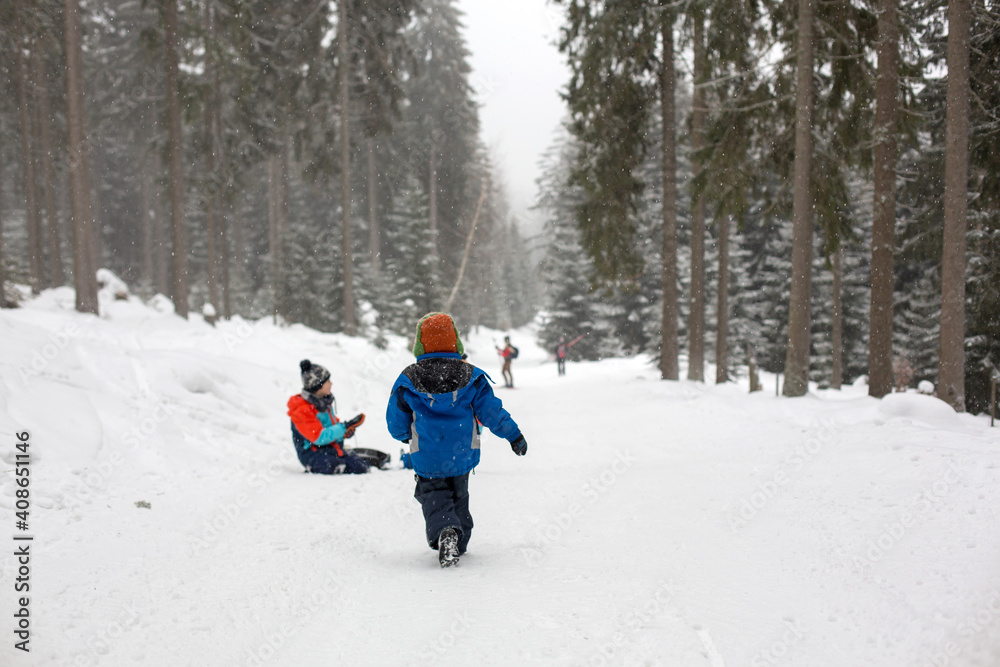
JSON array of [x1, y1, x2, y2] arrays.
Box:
[[414, 473, 473, 555], [297, 446, 369, 474]]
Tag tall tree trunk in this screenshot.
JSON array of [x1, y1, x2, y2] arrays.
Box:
[[339, 0, 356, 335], [231, 201, 245, 317], [869, 0, 899, 398], [140, 150, 154, 289], [86, 110, 103, 274], [203, 2, 219, 314], [688, 9, 707, 382], [0, 118, 6, 307], [659, 8, 679, 381], [205, 153, 219, 314], [367, 136, 379, 273], [267, 143, 288, 324], [33, 45, 65, 288], [267, 154, 278, 322], [164, 0, 188, 317], [154, 155, 170, 297], [783, 0, 815, 397], [832, 246, 843, 389], [716, 215, 731, 384], [429, 146, 438, 258], [64, 0, 99, 313], [939, 0, 970, 412], [142, 106, 168, 296], [220, 210, 231, 318], [210, 38, 230, 320], [14, 10, 44, 295]]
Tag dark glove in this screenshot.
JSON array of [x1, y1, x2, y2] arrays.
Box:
[[343, 413, 365, 439], [510, 434, 527, 456]]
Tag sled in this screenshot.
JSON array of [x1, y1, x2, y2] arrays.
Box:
[[347, 447, 391, 470]]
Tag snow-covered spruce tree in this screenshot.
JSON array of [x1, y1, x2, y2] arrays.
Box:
[[400, 0, 480, 281], [966, 212, 1000, 413], [535, 130, 606, 361], [724, 223, 758, 379], [694, 0, 778, 382], [810, 238, 843, 387], [739, 211, 793, 375], [839, 174, 874, 385], [464, 170, 540, 333], [454, 163, 502, 330], [604, 82, 694, 364], [839, 239, 873, 384], [896, 270, 940, 388], [894, 133, 943, 389], [495, 219, 539, 330], [558, 0, 686, 378], [278, 176, 343, 332], [963, 2, 1000, 413], [380, 173, 439, 336], [810, 167, 872, 388], [756, 0, 880, 395]]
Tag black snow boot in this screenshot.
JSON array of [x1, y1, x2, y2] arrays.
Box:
[[438, 527, 460, 568]]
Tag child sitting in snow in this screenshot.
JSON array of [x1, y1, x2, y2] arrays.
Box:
[[386, 312, 527, 567], [287, 360, 368, 474]]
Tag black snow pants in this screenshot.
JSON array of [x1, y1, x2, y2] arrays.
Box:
[[414, 473, 473, 554]]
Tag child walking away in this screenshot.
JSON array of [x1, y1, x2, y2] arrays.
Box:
[[496, 335, 517, 388], [288, 360, 369, 474], [386, 313, 527, 567]]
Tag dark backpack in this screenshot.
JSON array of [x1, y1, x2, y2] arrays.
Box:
[[510, 346, 519, 359]]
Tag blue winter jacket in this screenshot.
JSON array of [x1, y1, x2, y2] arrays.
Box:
[[386, 352, 521, 478]]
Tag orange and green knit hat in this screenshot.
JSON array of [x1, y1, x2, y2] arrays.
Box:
[[412, 312, 464, 357]]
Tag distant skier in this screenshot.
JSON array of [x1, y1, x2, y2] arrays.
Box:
[[553, 333, 584, 376], [287, 360, 369, 474], [386, 312, 527, 567], [496, 335, 517, 388], [554, 337, 567, 376]]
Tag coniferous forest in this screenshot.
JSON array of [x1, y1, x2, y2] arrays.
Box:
[[1, 1, 998, 414], [537, 0, 1000, 414], [0, 0, 536, 341]]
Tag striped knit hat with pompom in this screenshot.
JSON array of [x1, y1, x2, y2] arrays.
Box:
[[412, 312, 465, 357], [300, 359, 331, 393]]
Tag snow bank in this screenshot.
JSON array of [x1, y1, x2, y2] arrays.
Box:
[[1, 287, 998, 667], [875, 391, 963, 429]]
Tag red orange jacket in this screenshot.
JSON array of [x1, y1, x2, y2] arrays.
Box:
[[287, 394, 345, 456]]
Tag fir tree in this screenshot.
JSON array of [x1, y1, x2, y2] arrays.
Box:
[[536, 130, 605, 361], [380, 174, 438, 335]]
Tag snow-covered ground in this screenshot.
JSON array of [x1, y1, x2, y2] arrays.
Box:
[[1, 283, 998, 667]]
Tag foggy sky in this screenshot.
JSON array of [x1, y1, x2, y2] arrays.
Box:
[[456, 0, 569, 236]]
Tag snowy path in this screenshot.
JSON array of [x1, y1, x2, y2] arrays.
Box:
[[1, 291, 999, 666]]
